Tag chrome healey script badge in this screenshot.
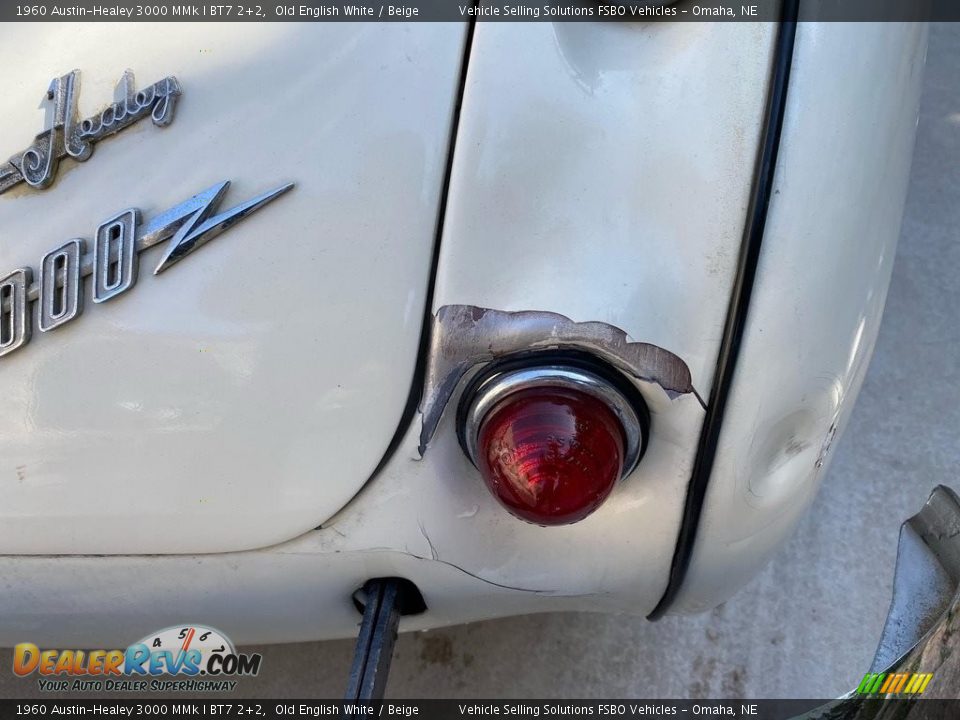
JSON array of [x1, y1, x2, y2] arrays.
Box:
[[0, 69, 181, 195], [0, 180, 293, 358]]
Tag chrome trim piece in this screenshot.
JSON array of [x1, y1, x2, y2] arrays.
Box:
[[0, 70, 181, 195], [39, 239, 83, 332], [93, 209, 140, 303], [0, 180, 294, 359], [0, 269, 32, 357], [870, 485, 960, 674], [461, 365, 645, 479]]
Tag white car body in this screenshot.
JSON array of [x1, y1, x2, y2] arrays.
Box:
[[0, 20, 926, 645]]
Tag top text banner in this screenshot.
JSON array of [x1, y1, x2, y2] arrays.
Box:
[[2, 0, 955, 22]]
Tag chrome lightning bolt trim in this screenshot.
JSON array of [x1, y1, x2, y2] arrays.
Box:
[[152, 181, 293, 274], [0, 180, 294, 358], [138, 181, 294, 271]]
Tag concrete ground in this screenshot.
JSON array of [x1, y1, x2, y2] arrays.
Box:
[[1, 23, 956, 701], [236, 23, 958, 699]]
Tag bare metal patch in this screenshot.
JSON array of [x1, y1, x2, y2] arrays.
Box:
[[420, 305, 702, 454]]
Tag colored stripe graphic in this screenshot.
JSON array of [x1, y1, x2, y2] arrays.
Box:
[[857, 674, 884, 694], [880, 674, 896, 693], [857, 672, 933, 695]]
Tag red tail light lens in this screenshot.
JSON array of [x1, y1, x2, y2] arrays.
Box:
[[476, 386, 626, 526]]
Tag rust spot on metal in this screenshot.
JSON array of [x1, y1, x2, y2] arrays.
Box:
[[419, 304, 702, 454]]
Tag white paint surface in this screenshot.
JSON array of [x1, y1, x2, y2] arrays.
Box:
[[0, 23, 467, 553]]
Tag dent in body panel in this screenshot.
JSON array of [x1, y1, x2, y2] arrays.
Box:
[[671, 22, 929, 613], [420, 304, 703, 454]]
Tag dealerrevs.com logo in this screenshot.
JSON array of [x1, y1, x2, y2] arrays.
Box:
[[12, 625, 261, 693]]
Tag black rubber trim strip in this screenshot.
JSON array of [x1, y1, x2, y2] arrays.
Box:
[[333, 13, 478, 505], [647, 0, 800, 620]]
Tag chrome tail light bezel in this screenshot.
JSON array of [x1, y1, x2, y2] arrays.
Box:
[[456, 352, 650, 480]]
